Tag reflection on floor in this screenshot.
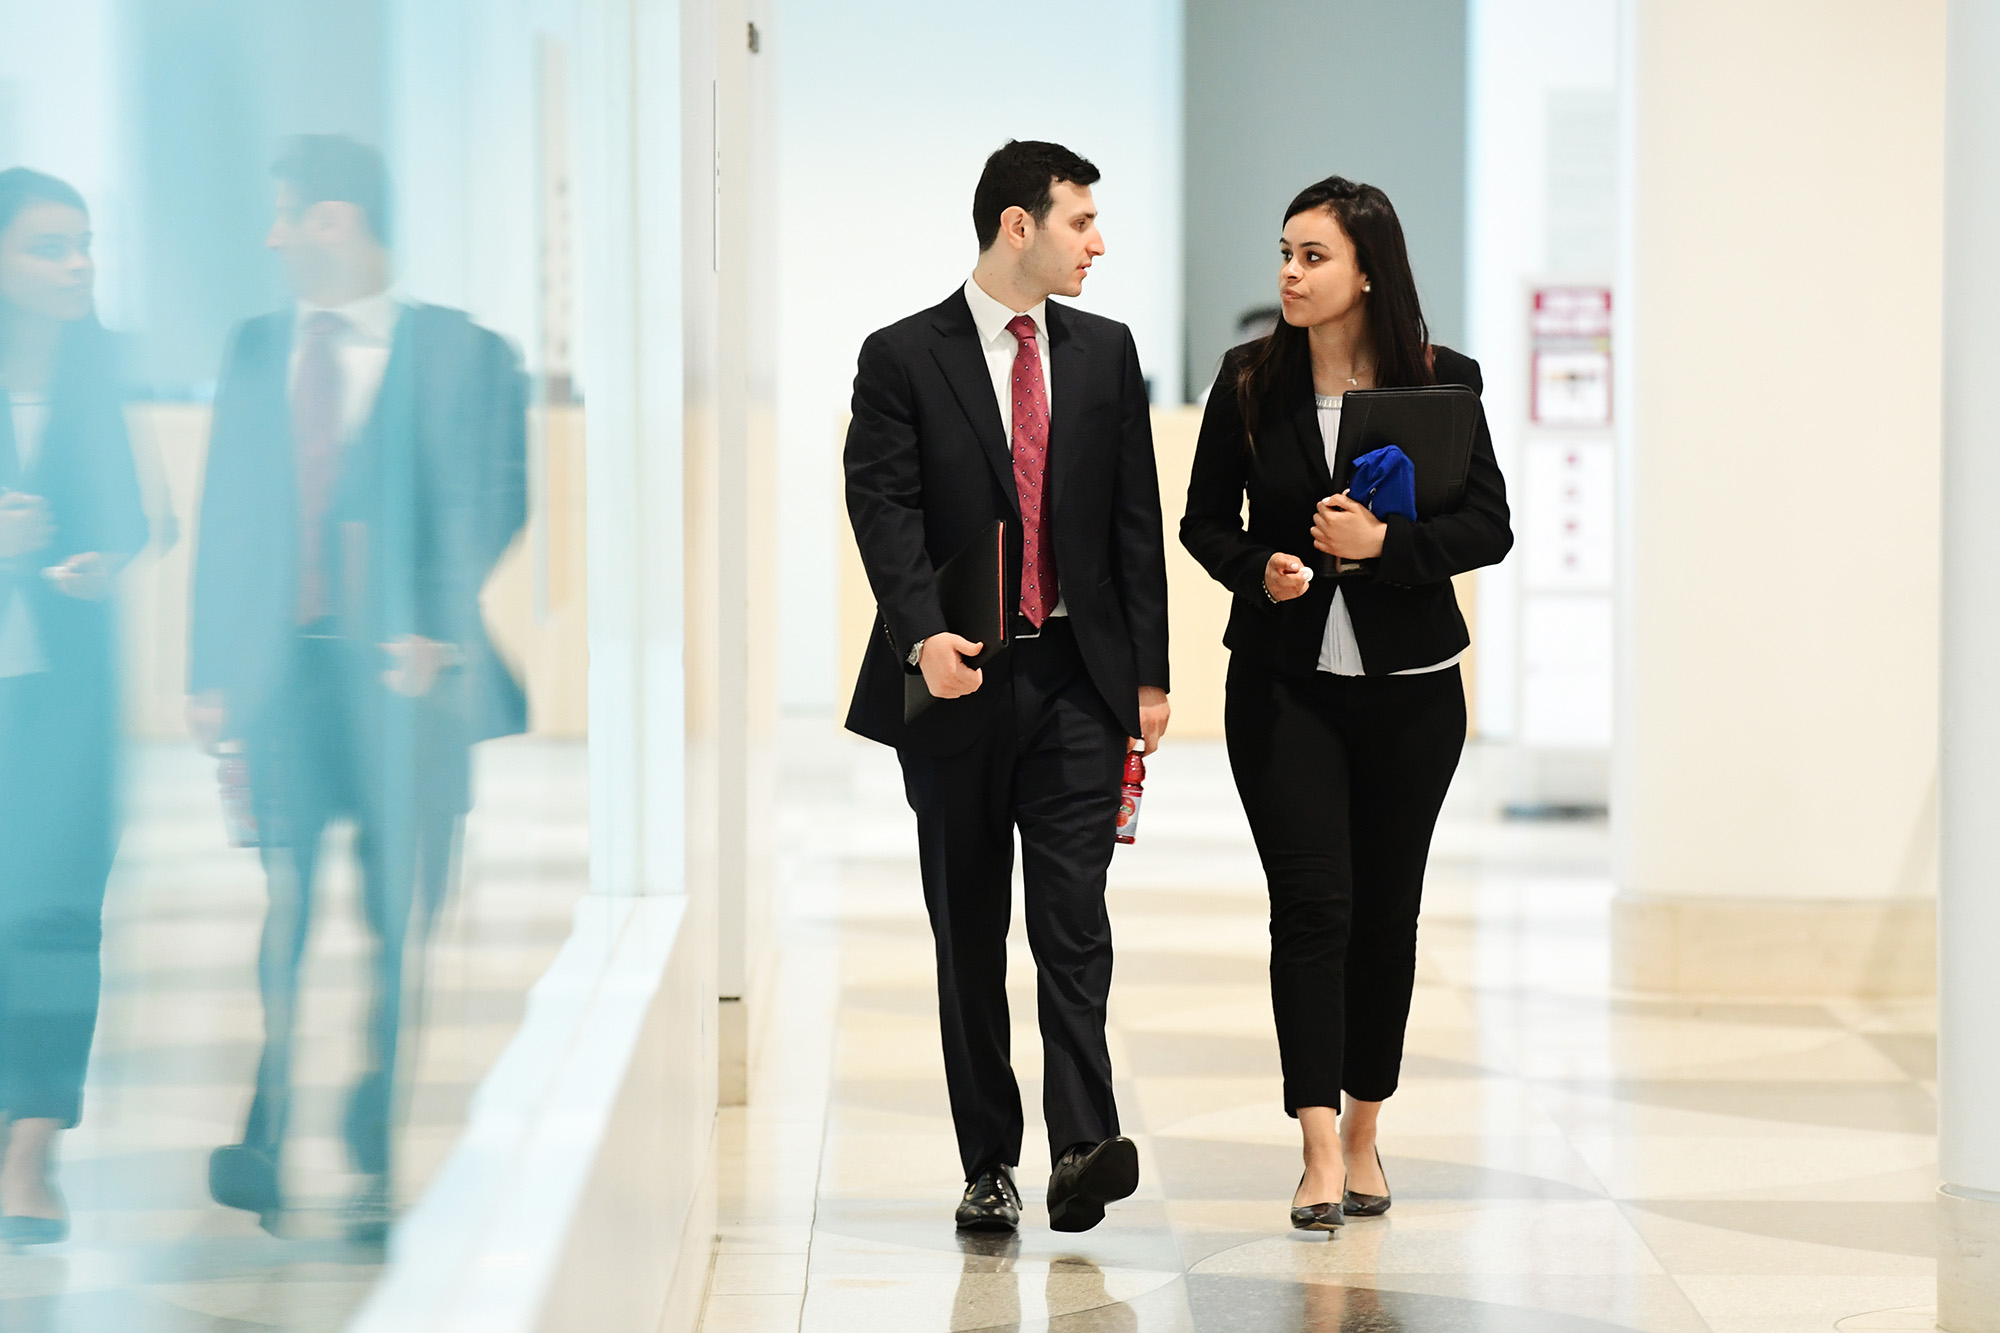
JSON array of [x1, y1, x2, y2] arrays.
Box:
[[0, 739, 588, 1331], [702, 723, 1938, 1333]]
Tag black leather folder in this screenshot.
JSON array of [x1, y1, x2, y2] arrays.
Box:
[[1329, 384, 1480, 517], [904, 519, 1009, 723]]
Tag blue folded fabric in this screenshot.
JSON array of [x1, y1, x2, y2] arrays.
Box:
[[1347, 445, 1417, 520]]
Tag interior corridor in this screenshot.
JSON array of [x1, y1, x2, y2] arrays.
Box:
[[697, 722, 1939, 1333]]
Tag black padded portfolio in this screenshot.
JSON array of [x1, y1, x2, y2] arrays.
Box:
[[904, 519, 1009, 723], [1329, 384, 1481, 517]]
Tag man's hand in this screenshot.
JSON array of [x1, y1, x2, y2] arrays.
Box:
[[381, 634, 458, 698], [919, 632, 985, 700], [45, 551, 112, 601], [188, 690, 229, 756], [1136, 686, 1170, 755], [1264, 552, 1312, 602], [0, 491, 53, 559], [1312, 492, 1388, 560]]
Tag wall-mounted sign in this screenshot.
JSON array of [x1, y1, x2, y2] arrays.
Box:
[[1530, 286, 1612, 427]]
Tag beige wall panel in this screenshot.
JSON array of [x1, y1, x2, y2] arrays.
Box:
[[1620, 0, 1946, 906]]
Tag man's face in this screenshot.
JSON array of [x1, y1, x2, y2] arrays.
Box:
[[1022, 181, 1104, 299], [266, 182, 367, 299]]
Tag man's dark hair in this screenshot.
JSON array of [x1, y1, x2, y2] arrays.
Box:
[[272, 134, 392, 246], [972, 140, 1100, 251]]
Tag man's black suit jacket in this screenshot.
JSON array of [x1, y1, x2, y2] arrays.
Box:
[[1180, 342, 1512, 676], [189, 303, 528, 767], [844, 287, 1170, 756]]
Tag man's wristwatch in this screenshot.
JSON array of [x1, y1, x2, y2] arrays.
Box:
[[907, 638, 926, 668]]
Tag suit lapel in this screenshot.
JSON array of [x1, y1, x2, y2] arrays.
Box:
[[1285, 357, 1332, 493], [1045, 301, 1084, 516], [929, 291, 1019, 516]]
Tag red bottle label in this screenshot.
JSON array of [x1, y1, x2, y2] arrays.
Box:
[[1116, 750, 1146, 845]]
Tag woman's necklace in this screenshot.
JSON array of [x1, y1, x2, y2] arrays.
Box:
[[1321, 361, 1371, 391]]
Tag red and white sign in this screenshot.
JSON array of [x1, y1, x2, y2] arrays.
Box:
[[1530, 286, 1613, 427]]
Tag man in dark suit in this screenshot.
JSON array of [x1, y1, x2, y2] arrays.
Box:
[[187, 136, 526, 1239], [844, 140, 1170, 1233]]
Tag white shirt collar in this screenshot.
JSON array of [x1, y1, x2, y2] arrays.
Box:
[[963, 275, 1048, 348], [296, 289, 402, 346]]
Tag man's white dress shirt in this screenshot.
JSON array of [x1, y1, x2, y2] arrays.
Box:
[[291, 290, 403, 440]]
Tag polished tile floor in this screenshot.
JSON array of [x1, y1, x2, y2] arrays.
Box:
[[701, 723, 1940, 1333], [0, 739, 588, 1331]]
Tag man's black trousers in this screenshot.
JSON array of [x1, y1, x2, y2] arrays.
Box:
[[897, 619, 1127, 1180]]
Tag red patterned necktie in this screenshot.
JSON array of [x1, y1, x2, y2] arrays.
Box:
[[1006, 314, 1056, 626], [293, 309, 347, 623]]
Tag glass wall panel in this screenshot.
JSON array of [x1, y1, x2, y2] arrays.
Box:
[[0, 1, 592, 1321]]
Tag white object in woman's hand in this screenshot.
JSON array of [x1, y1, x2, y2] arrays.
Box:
[[1264, 552, 1312, 602], [45, 551, 112, 600], [0, 491, 54, 559]]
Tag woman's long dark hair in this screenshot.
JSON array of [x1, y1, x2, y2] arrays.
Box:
[[1234, 176, 1432, 442]]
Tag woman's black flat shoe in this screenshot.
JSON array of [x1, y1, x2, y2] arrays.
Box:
[[0, 1214, 69, 1246], [1290, 1174, 1344, 1231], [1341, 1148, 1391, 1218]]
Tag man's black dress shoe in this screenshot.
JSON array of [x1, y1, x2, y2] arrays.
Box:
[[1341, 1147, 1391, 1218], [955, 1163, 1021, 1231], [208, 1143, 283, 1234], [1290, 1173, 1344, 1231], [1046, 1137, 1139, 1233]]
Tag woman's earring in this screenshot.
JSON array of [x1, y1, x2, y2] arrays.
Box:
[[1362, 281, 1373, 293]]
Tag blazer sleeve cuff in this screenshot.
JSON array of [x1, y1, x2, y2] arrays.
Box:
[[1232, 546, 1278, 597], [1374, 516, 1421, 585], [884, 609, 949, 671]]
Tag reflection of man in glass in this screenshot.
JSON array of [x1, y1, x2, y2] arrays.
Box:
[[188, 135, 526, 1239], [0, 168, 147, 1247]]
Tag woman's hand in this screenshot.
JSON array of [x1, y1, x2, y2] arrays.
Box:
[[0, 491, 54, 560], [46, 552, 112, 600], [1312, 492, 1388, 560], [1264, 552, 1312, 602]]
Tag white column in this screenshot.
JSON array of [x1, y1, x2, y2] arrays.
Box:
[[715, 0, 778, 1105], [1463, 0, 1617, 799], [1939, 3, 2000, 1324], [1612, 0, 1946, 995]]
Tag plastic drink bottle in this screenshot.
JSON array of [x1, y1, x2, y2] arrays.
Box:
[[218, 744, 259, 848], [1115, 748, 1146, 845]]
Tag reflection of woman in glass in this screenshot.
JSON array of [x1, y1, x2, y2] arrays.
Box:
[[0, 168, 147, 1245]]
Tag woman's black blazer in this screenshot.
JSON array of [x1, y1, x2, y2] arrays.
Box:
[[1179, 342, 1512, 676]]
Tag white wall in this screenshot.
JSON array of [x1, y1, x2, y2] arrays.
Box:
[[1464, 0, 1618, 762], [385, 0, 552, 361], [0, 0, 133, 324], [771, 0, 1183, 712]]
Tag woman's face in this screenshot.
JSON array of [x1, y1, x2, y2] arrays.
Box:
[[0, 200, 95, 322], [1278, 206, 1366, 329]]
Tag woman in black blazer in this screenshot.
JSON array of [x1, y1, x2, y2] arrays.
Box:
[[1180, 176, 1511, 1230], [0, 169, 148, 1245]]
